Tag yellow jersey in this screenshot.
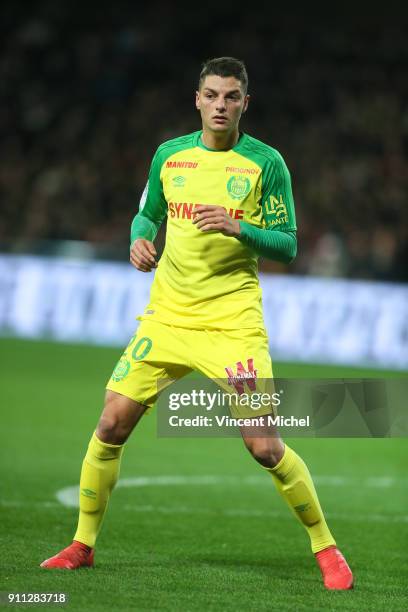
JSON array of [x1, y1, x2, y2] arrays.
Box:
[[131, 130, 297, 330]]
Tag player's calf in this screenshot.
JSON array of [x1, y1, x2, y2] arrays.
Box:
[[41, 392, 147, 570]]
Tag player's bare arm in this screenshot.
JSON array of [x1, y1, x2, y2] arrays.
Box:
[[130, 238, 157, 272], [193, 204, 241, 236]]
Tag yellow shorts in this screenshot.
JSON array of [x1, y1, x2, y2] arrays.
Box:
[[106, 320, 274, 418]]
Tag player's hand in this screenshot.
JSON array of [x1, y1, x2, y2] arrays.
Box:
[[130, 239, 158, 272], [192, 205, 241, 237]]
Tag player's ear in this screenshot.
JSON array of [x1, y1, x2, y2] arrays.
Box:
[[242, 94, 250, 114], [195, 90, 201, 110]]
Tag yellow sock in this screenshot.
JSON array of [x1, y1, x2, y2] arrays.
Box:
[[74, 432, 124, 548], [265, 444, 336, 553]]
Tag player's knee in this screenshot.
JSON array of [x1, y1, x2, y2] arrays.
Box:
[[96, 405, 135, 444], [246, 439, 284, 468], [95, 390, 146, 444], [96, 413, 127, 444]]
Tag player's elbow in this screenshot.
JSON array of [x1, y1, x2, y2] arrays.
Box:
[[281, 235, 297, 264], [286, 245, 297, 264]]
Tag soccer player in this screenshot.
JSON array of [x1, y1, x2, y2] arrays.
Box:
[[41, 57, 353, 590]]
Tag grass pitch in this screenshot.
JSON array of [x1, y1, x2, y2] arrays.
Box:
[[0, 338, 406, 611]]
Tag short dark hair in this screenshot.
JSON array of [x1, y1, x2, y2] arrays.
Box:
[[198, 57, 248, 94]]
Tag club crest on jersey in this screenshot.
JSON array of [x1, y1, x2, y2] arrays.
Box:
[[225, 358, 257, 394], [227, 176, 251, 200]]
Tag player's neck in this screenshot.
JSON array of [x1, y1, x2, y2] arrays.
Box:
[[201, 127, 240, 151]]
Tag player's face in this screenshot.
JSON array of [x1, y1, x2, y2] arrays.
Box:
[[196, 75, 249, 134]]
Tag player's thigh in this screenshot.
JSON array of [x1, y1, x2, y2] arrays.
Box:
[[106, 320, 191, 411], [195, 328, 283, 459]]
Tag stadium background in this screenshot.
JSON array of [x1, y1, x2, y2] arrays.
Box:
[[0, 2, 407, 610]]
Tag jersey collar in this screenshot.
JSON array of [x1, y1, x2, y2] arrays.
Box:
[[196, 131, 247, 153]]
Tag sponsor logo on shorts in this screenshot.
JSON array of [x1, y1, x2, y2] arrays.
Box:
[[227, 176, 251, 200], [225, 358, 257, 394], [112, 357, 130, 381], [168, 202, 244, 220], [166, 161, 198, 168]]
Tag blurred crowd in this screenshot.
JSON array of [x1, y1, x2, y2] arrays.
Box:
[[1, 2, 407, 280]]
